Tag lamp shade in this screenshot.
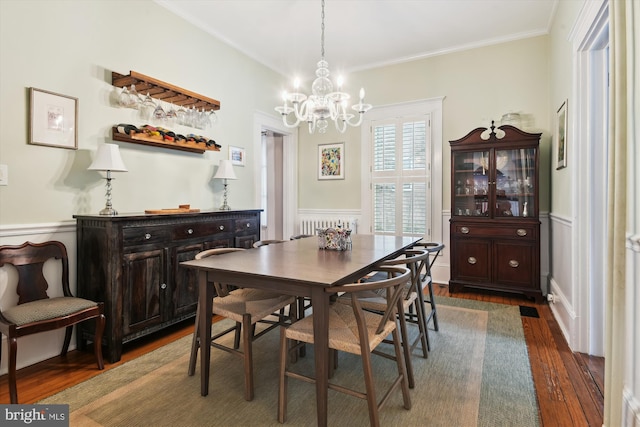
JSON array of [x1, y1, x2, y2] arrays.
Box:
[[214, 159, 237, 180], [88, 143, 128, 172]]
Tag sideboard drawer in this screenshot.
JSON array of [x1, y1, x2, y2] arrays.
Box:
[[235, 217, 258, 233], [170, 220, 233, 240], [123, 226, 169, 247]]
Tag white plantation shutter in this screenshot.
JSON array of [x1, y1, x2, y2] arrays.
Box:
[[371, 115, 431, 237]]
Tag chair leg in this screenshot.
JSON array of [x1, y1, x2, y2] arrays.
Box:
[[414, 282, 430, 357], [397, 303, 415, 388], [426, 278, 439, 332], [242, 313, 254, 401], [94, 314, 105, 370], [391, 327, 412, 410], [61, 325, 73, 356], [8, 336, 18, 404], [234, 321, 242, 349], [188, 301, 200, 376], [277, 326, 289, 423], [360, 339, 381, 427]]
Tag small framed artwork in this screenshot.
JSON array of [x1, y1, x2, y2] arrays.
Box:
[[229, 145, 245, 166], [556, 100, 568, 170], [29, 87, 78, 150], [318, 142, 344, 180]]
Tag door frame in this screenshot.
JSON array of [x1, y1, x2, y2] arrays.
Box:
[[252, 111, 298, 240]]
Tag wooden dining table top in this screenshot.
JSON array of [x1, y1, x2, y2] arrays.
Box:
[[181, 234, 422, 292]]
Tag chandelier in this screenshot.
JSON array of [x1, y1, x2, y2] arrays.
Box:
[[275, 0, 372, 134]]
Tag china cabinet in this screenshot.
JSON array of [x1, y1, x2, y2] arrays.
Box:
[[449, 122, 542, 302], [74, 210, 261, 362]]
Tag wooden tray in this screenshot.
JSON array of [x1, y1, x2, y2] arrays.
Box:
[[145, 208, 201, 214]]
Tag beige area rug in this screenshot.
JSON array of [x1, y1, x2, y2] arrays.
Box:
[[39, 297, 539, 426]]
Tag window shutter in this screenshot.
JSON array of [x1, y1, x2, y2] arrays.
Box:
[[371, 115, 431, 237]]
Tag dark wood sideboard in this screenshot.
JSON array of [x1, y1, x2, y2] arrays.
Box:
[[74, 210, 261, 362]]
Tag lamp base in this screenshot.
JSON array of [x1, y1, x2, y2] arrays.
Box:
[[219, 204, 231, 211], [99, 206, 118, 216]]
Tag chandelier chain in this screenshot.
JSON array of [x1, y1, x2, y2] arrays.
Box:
[[320, 0, 325, 59]]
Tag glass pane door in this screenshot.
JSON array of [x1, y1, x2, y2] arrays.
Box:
[[452, 150, 489, 217], [495, 148, 536, 217]]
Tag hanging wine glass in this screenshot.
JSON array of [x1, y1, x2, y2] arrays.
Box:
[[165, 102, 177, 126], [117, 86, 130, 108], [139, 93, 156, 121], [127, 85, 140, 109], [176, 104, 187, 126], [153, 101, 166, 122]]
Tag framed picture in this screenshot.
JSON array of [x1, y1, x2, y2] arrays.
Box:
[[229, 145, 245, 166], [318, 142, 344, 180], [556, 100, 568, 170], [29, 88, 78, 150]]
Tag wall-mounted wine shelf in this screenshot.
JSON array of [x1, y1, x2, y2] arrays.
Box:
[[111, 127, 219, 154], [112, 70, 220, 112]]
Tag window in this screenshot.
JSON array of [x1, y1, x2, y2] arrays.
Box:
[[371, 115, 431, 237]]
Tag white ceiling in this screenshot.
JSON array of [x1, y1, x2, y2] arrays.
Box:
[[155, 0, 557, 80]]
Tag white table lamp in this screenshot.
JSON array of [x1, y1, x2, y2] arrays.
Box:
[[214, 159, 237, 211], [88, 143, 128, 215]]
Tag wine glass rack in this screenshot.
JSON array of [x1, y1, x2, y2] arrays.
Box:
[[112, 70, 220, 112]]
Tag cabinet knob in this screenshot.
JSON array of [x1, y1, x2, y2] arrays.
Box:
[[219, 225, 225, 231], [467, 256, 477, 265], [160, 283, 167, 290], [145, 233, 151, 240], [461, 227, 470, 234], [187, 228, 194, 234], [509, 260, 520, 268], [516, 229, 527, 237], [246, 223, 251, 228]]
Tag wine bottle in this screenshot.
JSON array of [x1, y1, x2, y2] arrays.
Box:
[[116, 124, 140, 136]]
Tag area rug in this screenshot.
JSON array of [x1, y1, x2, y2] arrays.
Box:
[[39, 296, 539, 426]]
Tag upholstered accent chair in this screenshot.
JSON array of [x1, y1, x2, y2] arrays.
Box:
[[0, 241, 105, 403]]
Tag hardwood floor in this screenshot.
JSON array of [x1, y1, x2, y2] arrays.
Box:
[[0, 285, 604, 427]]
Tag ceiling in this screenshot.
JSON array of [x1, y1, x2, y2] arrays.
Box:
[[155, 0, 557, 81]]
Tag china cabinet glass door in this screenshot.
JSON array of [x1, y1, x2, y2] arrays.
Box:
[[452, 147, 536, 218]]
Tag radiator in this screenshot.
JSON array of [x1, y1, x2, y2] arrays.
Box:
[[299, 218, 357, 235]]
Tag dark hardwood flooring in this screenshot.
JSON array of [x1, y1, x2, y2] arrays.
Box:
[[0, 284, 604, 427]]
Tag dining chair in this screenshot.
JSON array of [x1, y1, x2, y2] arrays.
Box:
[[187, 247, 296, 401], [278, 265, 412, 427], [350, 248, 430, 388], [412, 242, 445, 346], [252, 239, 286, 248], [0, 241, 105, 403]]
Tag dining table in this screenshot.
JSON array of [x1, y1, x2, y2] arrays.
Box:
[[180, 234, 422, 426]]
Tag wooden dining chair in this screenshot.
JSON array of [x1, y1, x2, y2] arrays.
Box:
[[278, 265, 412, 427], [187, 247, 296, 401], [347, 249, 430, 389], [252, 239, 286, 248], [0, 241, 105, 403], [412, 242, 445, 346]]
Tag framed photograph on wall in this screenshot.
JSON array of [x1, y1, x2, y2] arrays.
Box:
[[29, 87, 78, 150], [229, 145, 245, 166], [556, 100, 568, 170], [318, 142, 344, 180]]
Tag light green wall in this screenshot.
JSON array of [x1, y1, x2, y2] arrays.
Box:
[[0, 0, 282, 224], [549, 0, 585, 217], [298, 36, 552, 212]]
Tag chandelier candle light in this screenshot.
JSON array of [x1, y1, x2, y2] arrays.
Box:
[[214, 159, 237, 211], [88, 143, 128, 215], [275, 0, 371, 134]]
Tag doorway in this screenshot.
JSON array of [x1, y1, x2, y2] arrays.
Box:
[[261, 130, 284, 240]]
